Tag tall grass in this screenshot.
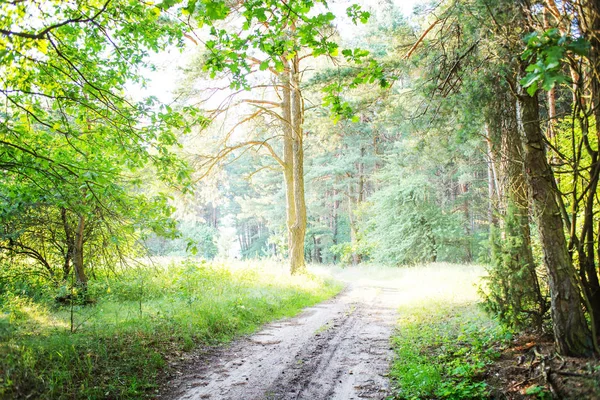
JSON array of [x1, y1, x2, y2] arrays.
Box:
[[387, 263, 511, 399], [0, 259, 340, 399]]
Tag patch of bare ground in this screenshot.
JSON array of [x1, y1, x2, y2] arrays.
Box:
[[487, 334, 600, 399], [161, 277, 403, 400]]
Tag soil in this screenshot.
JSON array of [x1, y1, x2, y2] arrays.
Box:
[[162, 276, 404, 400], [486, 334, 600, 399]]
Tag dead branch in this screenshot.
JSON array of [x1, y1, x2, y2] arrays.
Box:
[[404, 19, 442, 60]]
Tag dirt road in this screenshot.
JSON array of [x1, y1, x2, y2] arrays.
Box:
[[164, 264, 484, 400], [165, 269, 405, 400]]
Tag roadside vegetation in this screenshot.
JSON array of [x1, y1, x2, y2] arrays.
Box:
[[0, 260, 340, 399], [385, 264, 509, 399], [391, 301, 507, 399]]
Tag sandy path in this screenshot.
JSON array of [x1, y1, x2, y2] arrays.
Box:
[[164, 274, 404, 400]]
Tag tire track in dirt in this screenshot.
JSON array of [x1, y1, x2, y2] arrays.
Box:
[[164, 283, 401, 400]]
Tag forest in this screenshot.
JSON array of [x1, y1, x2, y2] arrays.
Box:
[[1, 0, 600, 399]]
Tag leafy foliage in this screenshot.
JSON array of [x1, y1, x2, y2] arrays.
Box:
[[390, 271, 511, 400], [520, 28, 590, 95], [0, 0, 201, 278], [480, 202, 549, 331]]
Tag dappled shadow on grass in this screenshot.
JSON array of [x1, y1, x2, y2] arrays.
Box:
[[390, 301, 509, 400], [0, 260, 341, 399]]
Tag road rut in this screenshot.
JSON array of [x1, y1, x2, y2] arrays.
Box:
[[165, 282, 401, 400]]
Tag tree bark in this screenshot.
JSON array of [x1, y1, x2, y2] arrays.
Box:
[[516, 87, 593, 356], [503, 92, 537, 274], [485, 128, 498, 227], [505, 91, 547, 329], [61, 207, 73, 280], [72, 214, 88, 288], [579, 0, 600, 333], [348, 146, 365, 265], [288, 54, 307, 274], [332, 187, 339, 263], [280, 60, 298, 272]]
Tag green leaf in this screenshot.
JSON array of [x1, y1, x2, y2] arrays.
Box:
[[526, 81, 538, 96], [259, 60, 270, 71]]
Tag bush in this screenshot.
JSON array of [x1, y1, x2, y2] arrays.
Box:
[[479, 202, 549, 331]]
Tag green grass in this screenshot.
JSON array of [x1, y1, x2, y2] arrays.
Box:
[[0, 259, 341, 399], [388, 263, 511, 400]]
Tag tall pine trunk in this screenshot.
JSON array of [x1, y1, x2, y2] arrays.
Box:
[[280, 53, 307, 275], [516, 87, 593, 356], [281, 67, 295, 264]]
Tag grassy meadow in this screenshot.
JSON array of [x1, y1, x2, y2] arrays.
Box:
[[0, 259, 341, 399]]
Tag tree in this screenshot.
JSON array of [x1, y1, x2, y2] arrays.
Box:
[[0, 0, 199, 285], [402, 0, 596, 355], [186, 0, 387, 274]]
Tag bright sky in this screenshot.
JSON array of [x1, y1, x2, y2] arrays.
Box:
[[394, 0, 423, 16]]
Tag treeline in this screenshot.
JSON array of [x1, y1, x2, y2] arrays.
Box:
[[402, 0, 600, 357], [178, 1, 490, 268]]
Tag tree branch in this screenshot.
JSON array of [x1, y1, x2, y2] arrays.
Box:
[[404, 19, 442, 59], [0, 0, 111, 40]]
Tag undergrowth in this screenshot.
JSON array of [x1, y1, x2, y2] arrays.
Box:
[[0, 259, 340, 399], [390, 301, 511, 399]]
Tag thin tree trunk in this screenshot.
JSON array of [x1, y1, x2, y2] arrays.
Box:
[[348, 196, 360, 265], [280, 59, 298, 273], [504, 93, 537, 277], [61, 208, 73, 280], [349, 146, 365, 265], [516, 87, 593, 356], [332, 187, 339, 263], [485, 130, 497, 227], [578, 154, 600, 333], [72, 214, 87, 289]]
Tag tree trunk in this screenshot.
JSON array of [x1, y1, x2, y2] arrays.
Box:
[[485, 130, 498, 228], [579, 0, 600, 334], [280, 60, 298, 273], [313, 235, 322, 263], [503, 92, 537, 275], [288, 54, 307, 274], [516, 87, 593, 356], [72, 214, 88, 289], [332, 187, 339, 263], [349, 203, 361, 265], [61, 207, 73, 280], [505, 92, 547, 329]]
